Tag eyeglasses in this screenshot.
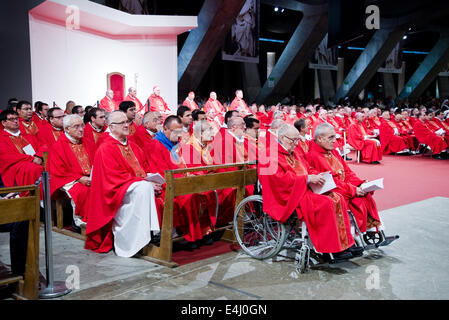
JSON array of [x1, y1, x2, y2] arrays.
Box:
[[5, 117, 20, 122], [53, 115, 65, 119], [110, 120, 131, 126], [284, 136, 300, 144]]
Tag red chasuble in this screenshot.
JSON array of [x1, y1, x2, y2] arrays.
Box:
[[255, 111, 272, 130], [85, 135, 149, 253], [124, 94, 145, 114], [259, 142, 354, 253], [146, 138, 208, 242], [347, 123, 382, 163], [99, 96, 117, 113], [147, 94, 169, 113], [48, 133, 95, 220], [32, 113, 46, 129], [37, 124, 63, 149], [306, 142, 381, 232], [413, 120, 448, 154], [230, 97, 250, 113], [130, 125, 156, 150], [204, 98, 225, 115], [83, 123, 106, 151], [378, 118, 408, 154], [0, 129, 43, 187], [182, 98, 199, 111], [19, 118, 39, 137]]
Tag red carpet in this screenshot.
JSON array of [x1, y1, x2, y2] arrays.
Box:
[[172, 152, 449, 265]]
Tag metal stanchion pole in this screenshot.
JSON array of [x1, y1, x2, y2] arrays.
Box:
[[39, 153, 71, 299], [343, 131, 347, 161]]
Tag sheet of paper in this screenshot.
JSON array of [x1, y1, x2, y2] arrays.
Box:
[[146, 173, 166, 184], [310, 171, 337, 195], [360, 178, 384, 193], [435, 128, 445, 135], [22, 144, 36, 156]]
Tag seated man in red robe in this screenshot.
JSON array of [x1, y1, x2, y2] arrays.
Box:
[[176, 106, 193, 144], [306, 123, 383, 234], [32, 101, 49, 129], [145, 116, 212, 247], [230, 89, 250, 114], [204, 91, 225, 118], [413, 111, 448, 159], [347, 113, 382, 164], [118, 101, 139, 137], [85, 110, 162, 257], [83, 107, 106, 149], [259, 124, 360, 260], [293, 118, 311, 158], [0, 110, 43, 188], [17, 101, 39, 137], [146, 86, 171, 116], [48, 114, 96, 229], [124, 87, 145, 115], [131, 111, 163, 150], [433, 110, 449, 142], [182, 91, 199, 111], [243, 116, 259, 164], [99, 90, 116, 113], [378, 111, 410, 155], [37, 107, 65, 149]]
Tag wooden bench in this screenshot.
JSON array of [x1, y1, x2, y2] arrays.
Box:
[[0, 185, 40, 300], [141, 162, 257, 267]]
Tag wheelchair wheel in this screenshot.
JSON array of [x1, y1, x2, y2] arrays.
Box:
[[363, 231, 382, 246], [233, 195, 287, 260]]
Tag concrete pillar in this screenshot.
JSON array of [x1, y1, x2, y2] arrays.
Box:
[[241, 62, 261, 103], [382, 73, 397, 98], [178, 0, 246, 99], [397, 61, 406, 95], [399, 33, 449, 100], [317, 69, 335, 105], [256, 5, 328, 104], [314, 69, 320, 99], [267, 52, 276, 79], [438, 76, 449, 98], [333, 28, 405, 103], [337, 57, 344, 89]]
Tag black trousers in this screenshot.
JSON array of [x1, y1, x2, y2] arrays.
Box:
[[0, 222, 29, 276]]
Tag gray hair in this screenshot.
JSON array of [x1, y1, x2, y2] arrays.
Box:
[[107, 110, 126, 125], [63, 114, 83, 131], [270, 119, 284, 130], [314, 123, 334, 141], [277, 124, 296, 138], [227, 116, 244, 128], [273, 110, 284, 119]]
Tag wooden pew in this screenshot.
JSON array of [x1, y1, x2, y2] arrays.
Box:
[[0, 185, 40, 300], [52, 192, 86, 241], [141, 162, 257, 267]]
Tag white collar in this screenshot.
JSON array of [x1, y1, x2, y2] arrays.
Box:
[[299, 134, 307, 142], [5, 129, 21, 137], [52, 125, 62, 131], [146, 128, 156, 137], [267, 129, 277, 137], [89, 122, 103, 132], [336, 114, 344, 118], [183, 126, 190, 132], [110, 132, 127, 145], [64, 132, 80, 144], [228, 130, 245, 144]]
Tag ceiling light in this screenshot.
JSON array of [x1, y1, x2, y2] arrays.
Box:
[[274, 7, 279, 12]]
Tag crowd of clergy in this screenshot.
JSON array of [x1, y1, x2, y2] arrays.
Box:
[[2, 86, 449, 274]]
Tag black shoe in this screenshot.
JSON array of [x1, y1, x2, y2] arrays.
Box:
[[432, 154, 444, 160], [150, 232, 160, 244], [71, 220, 81, 233], [348, 245, 364, 257], [201, 236, 214, 246], [330, 250, 353, 262], [345, 157, 353, 161], [371, 161, 381, 164]]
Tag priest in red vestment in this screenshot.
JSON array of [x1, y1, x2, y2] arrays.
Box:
[[145, 116, 212, 244], [17, 101, 39, 137], [182, 91, 199, 111], [293, 118, 311, 159], [48, 114, 96, 227], [99, 90, 117, 113], [83, 107, 106, 149], [204, 91, 225, 117], [0, 110, 43, 188], [347, 113, 382, 164], [85, 111, 162, 257], [177, 106, 193, 144], [230, 90, 250, 114], [259, 124, 358, 258], [118, 101, 139, 137], [124, 87, 145, 115], [306, 123, 382, 233], [378, 111, 410, 155], [255, 104, 272, 130], [131, 111, 163, 150], [146, 86, 171, 115], [32, 101, 50, 129], [413, 112, 448, 159], [37, 107, 65, 149]]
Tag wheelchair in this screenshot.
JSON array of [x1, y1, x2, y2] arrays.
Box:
[[233, 185, 399, 273]]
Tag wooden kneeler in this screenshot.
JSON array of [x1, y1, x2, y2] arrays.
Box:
[[0, 185, 41, 300], [141, 162, 257, 268]]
